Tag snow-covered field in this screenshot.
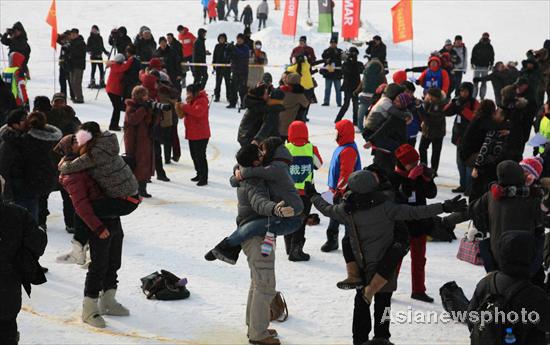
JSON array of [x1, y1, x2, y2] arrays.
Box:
[[1, 0, 549, 344]]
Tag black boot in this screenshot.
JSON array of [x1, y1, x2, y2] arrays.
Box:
[[284, 235, 292, 255], [212, 238, 242, 265], [138, 181, 152, 198], [321, 229, 339, 252], [289, 239, 310, 262]]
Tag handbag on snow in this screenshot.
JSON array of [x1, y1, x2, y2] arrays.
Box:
[[140, 270, 190, 301], [270, 291, 288, 322]]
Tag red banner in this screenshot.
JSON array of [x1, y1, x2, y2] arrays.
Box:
[[391, 0, 413, 43], [45, 0, 58, 49], [342, 0, 360, 39], [282, 0, 299, 36]]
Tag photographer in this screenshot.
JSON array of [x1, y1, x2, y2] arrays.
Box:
[[1, 22, 31, 74], [335, 47, 363, 125], [86, 25, 109, 89], [213, 33, 232, 103], [67, 28, 87, 104], [321, 37, 343, 107], [108, 26, 132, 55], [365, 35, 387, 72], [57, 31, 75, 100]]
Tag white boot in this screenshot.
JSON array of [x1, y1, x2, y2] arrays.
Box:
[[56, 240, 86, 265], [98, 289, 130, 316], [82, 297, 106, 328]]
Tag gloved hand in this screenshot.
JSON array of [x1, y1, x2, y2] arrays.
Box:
[[473, 77, 481, 83], [303, 182, 319, 198], [452, 97, 464, 108], [404, 68, 412, 72], [408, 164, 424, 180], [442, 195, 467, 213], [273, 201, 295, 218], [467, 224, 482, 241]]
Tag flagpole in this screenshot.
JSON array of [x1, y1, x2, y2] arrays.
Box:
[[53, 50, 56, 93], [411, 39, 414, 77]]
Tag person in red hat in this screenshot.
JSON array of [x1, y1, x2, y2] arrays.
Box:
[[393, 143, 438, 303]]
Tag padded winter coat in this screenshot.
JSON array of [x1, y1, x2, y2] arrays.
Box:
[[86, 33, 108, 58], [278, 84, 309, 136], [471, 39, 495, 68], [420, 97, 447, 139], [123, 100, 154, 182], [106, 57, 134, 96], [60, 131, 138, 198], [232, 171, 278, 227], [286, 61, 314, 90], [134, 36, 157, 63], [254, 100, 284, 142], [180, 91, 211, 141], [68, 35, 87, 70], [178, 28, 196, 58], [237, 94, 267, 146], [321, 47, 343, 80], [247, 50, 268, 88]]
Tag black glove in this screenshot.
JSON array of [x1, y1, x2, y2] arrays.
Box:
[[404, 68, 412, 72], [303, 182, 319, 198], [442, 195, 467, 213], [473, 77, 481, 83]]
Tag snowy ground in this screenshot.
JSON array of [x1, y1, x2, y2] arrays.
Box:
[[1, 0, 549, 344]]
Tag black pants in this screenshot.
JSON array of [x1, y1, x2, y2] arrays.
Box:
[[59, 65, 74, 99], [373, 150, 396, 177], [453, 71, 463, 97], [230, 72, 248, 106], [0, 318, 18, 345], [90, 61, 105, 81], [189, 139, 209, 182], [108, 92, 124, 129], [284, 195, 311, 246], [38, 191, 73, 228], [84, 217, 123, 298], [154, 140, 167, 178], [227, 5, 238, 19], [419, 136, 443, 173], [335, 90, 359, 125], [193, 66, 209, 90], [214, 68, 232, 101], [258, 18, 266, 30], [353, 290, 392, 345]]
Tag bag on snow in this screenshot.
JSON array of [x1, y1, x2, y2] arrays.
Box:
[[470, 272, 530, 345], [439, 281, 470, 317], [140, 270, 190, 300], [270, 291, 288, 322]]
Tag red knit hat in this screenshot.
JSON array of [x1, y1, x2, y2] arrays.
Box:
[[149, 58, 162, 70], [392, 70, 407, 84], [520, 157, 543, 180], [395, 144, 420, 166]]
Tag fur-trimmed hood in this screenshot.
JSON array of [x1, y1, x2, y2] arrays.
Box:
[[27, 124, 62, 142]]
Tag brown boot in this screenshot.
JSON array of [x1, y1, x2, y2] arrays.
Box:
[[336, 262, 364, 290], [362, 273, 388, 304], [249, 335, 281, 345]]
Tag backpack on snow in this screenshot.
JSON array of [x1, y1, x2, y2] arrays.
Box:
[[470, 272, 531, 345], [140, 270, 190, 301], [439, 281, 470, 316]]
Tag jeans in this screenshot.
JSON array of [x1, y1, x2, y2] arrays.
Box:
[[108, 92, 124, 129], [189, 139, 209, 182], [227, 216, 302, 246], [70, 68, 84, 102], [473, 67, 489, 100], [335, 90, 359, 125], [90, 61, 105, 82], [456, 147, 472, 191], [214, 68, 232, 101], [258, 18, 267, 30], [419, 136, 443, 173], [357, 96, 373, 131], [324, 78, 342, 106], [353, 290, 392, 344]]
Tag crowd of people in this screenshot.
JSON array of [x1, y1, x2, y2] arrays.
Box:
[[1, 10, 550, 345]]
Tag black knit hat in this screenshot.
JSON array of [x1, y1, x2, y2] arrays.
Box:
[[270, 89, 285, 100], [496, 160, 525, 186]]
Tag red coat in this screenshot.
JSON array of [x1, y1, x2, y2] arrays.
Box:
[[208, 0, 217, 18], [59, 171, 106, 236], [139, 70, 159, 100], [106, 57, 134, 96], [180, 91, 211, 141], [124, 99, 154, 182], [178, 28, 196, 59]]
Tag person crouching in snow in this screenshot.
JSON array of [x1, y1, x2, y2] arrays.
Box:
[[206, 137, 304, 264], [304, 171, 467, 345], [393, 144, 438, 303], [283, 121, 323, 261], [55, 134, 131, 329]]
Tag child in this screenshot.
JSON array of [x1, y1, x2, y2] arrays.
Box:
[[209, 137, 304, 264], [284, 121, 323, 261]]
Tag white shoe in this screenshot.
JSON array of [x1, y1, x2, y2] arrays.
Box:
[[98, 289, 130, 316], [82, 297, 106, 328], [56, 240, 86, 265]]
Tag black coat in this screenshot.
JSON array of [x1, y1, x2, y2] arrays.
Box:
[[134, 37, 157, 62], [341, 59, 364, 92], [439, 47, 462, 67], [109, 32, 132, 55], [471, 40, 495, 68], [122, 56, 142, 99], [459, 116, 494, 164], [217, 0, 226, 19], [321, 47, 343, 80], [241, 6, 254, 24], [0, 80, 17, 122], [213, 42, 232, 65], [154, 46, 182, 84], [193, 37, 207, 64], [68, 35, 87, 70], [86, 33, 108, 58], [1, 31, 31, 66], [0, 201, 47, 319], [366, 42, 387, 67], [237, 95, 267, 146], [479, 67, 520, 105]]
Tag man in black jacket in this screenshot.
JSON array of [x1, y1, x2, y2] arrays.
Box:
[[335, 47, 363, 124], [365, 35, 387, 72], [134, 27, 156, 66], [321, 38, 343, 107], [213, 33, 232, 102], [228, 34, 250, 109], [1, 22, 31, 74], [192, 28, 209, 90], [154, 36, 182, 90], [68, 28, 87, 103], [108, 26, 132, 55], [471, 32, 495, 99], [0, 175, 48, 345], [86, 25, 109, 89]]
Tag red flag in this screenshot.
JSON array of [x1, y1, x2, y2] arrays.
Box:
[[46, 0, 58, 49], [391, 0, 413, 44], [282, 0, 299, 36], [342, 0, 360, 39]]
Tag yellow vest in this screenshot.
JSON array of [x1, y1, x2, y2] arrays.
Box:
[[2, 66, 19, 98], [539, 116, 550, 153], [285, 142, 314, 190]]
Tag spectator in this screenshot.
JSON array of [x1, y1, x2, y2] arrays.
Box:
[[68, 28, 87, 103], [321, 37, 343, 107], [365, 35, 387, 72], [257, 0, 269, 31], [452, 35, 468, 96], [471, 32, 495, 99], [86, 25, 109, 89]]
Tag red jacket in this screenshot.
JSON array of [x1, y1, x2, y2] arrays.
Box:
[[178, 28, 196, 58], [208, 0, 217, 18], [290, 45, 317, 64], [59, 171, 106, 236], [106, 57, 134, 96], [180, 91, 211, 141], [334, 120, 359, 195], [139, 70, 159, 100], [417, 56, 450, 95]]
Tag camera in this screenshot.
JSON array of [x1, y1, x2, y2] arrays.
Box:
[[146, 100, 172, 111]]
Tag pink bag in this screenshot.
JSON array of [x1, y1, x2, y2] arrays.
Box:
[[457, 236, 484, 266]]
